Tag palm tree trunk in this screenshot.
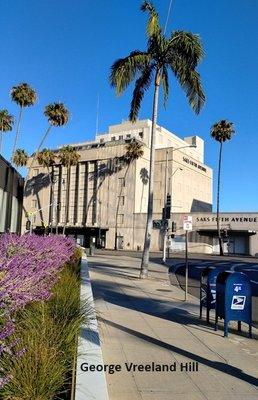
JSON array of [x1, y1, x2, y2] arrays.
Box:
[[217, 141, 223, 256], [140, 69, 161, 278], [63, 166, 71, 235], [48, 166, 54, 234], [0, 131, 2, 154], [12, 106, 23, 160], [114, 162, 130, 249], [28, 125, 52, 171]]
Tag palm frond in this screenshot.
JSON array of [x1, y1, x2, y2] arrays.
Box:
[[110, 51, 150, 96], [211, 120, 235, 142], [169, 31, 204, 69], [141, 1, 161, 38], [58, 146, 80, 167], [129, 65, 154, 122], [44, 103, 69, 127], [0, 109, 14, 132], [10, 83, 37, 108], [12, 149, 29, 167], [170, 60, 205, 114]]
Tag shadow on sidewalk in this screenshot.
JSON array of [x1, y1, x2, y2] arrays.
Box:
[[99, 316, 258, 388]]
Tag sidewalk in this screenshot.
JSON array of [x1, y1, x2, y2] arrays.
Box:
[[88, 253, 258, 400]]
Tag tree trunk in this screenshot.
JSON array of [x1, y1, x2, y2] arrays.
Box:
[[63, 166, 71, 236], [114, 162, 130, 249], [0, 131, 2, 154], [217, 141, 223, 256], [140, 69, 161, 278], [28, 125, 52, 171], [49, 166, 54, 234], [12, 106, 23, 161]]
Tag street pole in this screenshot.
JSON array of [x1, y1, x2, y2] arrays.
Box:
[[162, 150, 169, 263], [185, 230, 188, 301]]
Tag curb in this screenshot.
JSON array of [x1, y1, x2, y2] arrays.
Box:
[[75, 256, 109, 400]]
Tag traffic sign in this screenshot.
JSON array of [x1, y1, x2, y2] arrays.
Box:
[[183, 221, 192, 231], [183, 215, 192, 231]]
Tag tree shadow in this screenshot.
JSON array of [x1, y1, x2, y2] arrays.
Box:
[[99, 316, 258, 387], [23, 172, 50, 227], [85, 156, 127, 225], [140, 167, 149, 213]]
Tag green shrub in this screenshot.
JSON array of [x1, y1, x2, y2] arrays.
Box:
[[0, 252, 93, 400]]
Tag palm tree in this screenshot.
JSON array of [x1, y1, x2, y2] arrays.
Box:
[[114, 140, 144, 249], [10, 83, 36, 158], [110, 1, 205, 277], [12, 148, 29, 168], [28, 102, 69, 173], [211, 120, 235, 256], [58, 146, 80, 235], [37, 149, 56, 233], [0, 109, 14, 154]]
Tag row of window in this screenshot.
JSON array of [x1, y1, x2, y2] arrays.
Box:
[[99, 131, 144, 143]]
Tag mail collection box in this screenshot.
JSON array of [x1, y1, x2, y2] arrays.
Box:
[[200, 267, 221, 323], [215, 271, 252, 338]]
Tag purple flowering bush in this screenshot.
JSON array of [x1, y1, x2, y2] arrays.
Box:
[[0, 234, 77, 390]]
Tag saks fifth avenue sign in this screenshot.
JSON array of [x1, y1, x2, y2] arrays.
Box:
[[183, 157, 207, 173], [196, 216, 257, 223]]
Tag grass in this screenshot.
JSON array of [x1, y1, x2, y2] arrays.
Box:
[[0, 248, 93, 400]]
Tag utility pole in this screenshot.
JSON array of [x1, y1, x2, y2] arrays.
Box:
[[185, 230, 189, 301]]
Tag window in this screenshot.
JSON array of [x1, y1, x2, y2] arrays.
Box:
[[111, 136, 116, 141], [117, 214, 124, 225], [33, 169, 39, 177], [31, 199, 37, 208], [139, 131, 144, 139], [126, 134, 131, 138], [88, 162, 95, 173], [100, 138, 104, 143], [119, 135, 123, 140], [119, 177, 125, 187], [118, 196, 125, 206]]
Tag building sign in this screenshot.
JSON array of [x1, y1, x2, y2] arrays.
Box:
[[183, 157, 207, 173], [196, 216, 257, 223]]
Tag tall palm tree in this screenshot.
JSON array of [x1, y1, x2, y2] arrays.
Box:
[[110, 1, 205, 277], [58, 146, 80, 235], [114, 140, 144, 249], [28, 102, 69, 173], [10, 83, 36, 159], [12, 148, 29, 168], [211, 120, 235, 256], [37, 149, 56, 233], [0, 109, 14, 154]]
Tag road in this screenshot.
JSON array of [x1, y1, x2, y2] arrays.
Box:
[[92, 249, 258, 326]]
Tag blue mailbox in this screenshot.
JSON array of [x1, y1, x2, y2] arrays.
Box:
[[215, 271, 252, 338], [200, 267, 221, 323]]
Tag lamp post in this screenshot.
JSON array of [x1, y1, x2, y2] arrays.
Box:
[[162, 144, 196, 263]]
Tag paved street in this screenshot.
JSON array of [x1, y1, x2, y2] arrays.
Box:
[[88, 252, 258, 400]]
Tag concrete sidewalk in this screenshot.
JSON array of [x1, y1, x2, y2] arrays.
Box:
[[88, 253, 258, 400]]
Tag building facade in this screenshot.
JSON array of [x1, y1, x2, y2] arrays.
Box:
[[167, 212, 258, 257], [22, 120, 213, 250], [0, 154, 24, 234]]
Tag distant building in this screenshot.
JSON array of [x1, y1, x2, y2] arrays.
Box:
[[0, 154, 24, 233], [22, 119, 213, 250]]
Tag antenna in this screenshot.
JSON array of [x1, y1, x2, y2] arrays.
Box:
[[164, 0, 173, 34], [95, 93, 100, 135]]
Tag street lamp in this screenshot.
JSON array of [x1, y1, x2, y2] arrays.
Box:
[[162, 144, 196, 263]]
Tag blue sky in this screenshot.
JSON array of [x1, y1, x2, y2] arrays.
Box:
[[0, 0, 257, 211]]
